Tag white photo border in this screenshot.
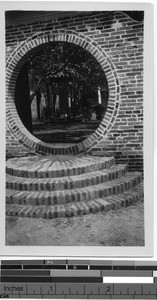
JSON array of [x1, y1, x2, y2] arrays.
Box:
[[0, 1, 154, 257]]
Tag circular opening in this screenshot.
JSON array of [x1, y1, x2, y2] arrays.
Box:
[[15, 41, 109, 146], [7, 31, 119, 155]]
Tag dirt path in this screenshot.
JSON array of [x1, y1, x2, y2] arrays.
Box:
[[6, 201, 144, 246]]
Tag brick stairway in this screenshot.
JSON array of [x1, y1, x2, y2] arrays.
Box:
[[6, 155, 144, 219]]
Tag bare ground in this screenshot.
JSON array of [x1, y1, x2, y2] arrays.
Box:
[[5, 201, 144, 246]]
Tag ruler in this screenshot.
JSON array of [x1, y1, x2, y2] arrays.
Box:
[[1, 260, 157, 299]]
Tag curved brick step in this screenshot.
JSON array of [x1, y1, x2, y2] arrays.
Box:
[[6, 172, 142, 206], [6, 155, 115, 179], [6, 182, 144, 219], [6, 164, 127, 192]]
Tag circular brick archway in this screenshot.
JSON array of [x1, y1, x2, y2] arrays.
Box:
[[6, 30, 120, 155]]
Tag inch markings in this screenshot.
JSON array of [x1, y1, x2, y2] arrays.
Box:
[[1, 261, 157, 298]]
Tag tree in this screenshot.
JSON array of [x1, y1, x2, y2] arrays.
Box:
[[28, 42, 108, 103], [27, 41, 109, 122]]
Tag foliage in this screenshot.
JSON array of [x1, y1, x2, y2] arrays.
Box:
[[28, 41, 108, 100]]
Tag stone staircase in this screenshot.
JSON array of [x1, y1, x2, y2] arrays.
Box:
[[6, 155, 144, 219]]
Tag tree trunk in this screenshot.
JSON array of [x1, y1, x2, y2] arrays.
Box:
[[36, 90, 41, 120]]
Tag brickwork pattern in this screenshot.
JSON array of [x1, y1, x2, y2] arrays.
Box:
[[6, 11, 144, 171], [6, 155, 143, 219]]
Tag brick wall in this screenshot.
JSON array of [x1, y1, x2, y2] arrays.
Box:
[[6, 11, 144, 171]]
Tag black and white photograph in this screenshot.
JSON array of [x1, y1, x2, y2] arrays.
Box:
[[1, 2, 153, 255]]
